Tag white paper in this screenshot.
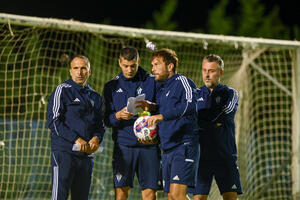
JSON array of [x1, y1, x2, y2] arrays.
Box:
[[72, 144, 103, 153], [126, 94, 145, 115]]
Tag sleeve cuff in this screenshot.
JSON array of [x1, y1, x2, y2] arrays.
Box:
[[109, 113, 121, 126]]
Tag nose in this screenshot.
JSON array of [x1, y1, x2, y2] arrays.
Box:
[[204, 71, 210, 77], [152, 66, 155, 73]]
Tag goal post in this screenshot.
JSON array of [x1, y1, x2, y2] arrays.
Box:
[[292, 48, 300, 199], [0, 12, 300, 200]]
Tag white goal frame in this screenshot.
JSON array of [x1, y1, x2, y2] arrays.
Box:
[[0, 12, 300, 199]]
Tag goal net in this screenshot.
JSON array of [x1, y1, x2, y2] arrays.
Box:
[[0, 13, 299, 200]]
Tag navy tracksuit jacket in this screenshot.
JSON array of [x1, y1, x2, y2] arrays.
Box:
[[197, 84, 239, 161], [47, 78, 105, 156], [103, 67, 159, 147], [156, 74, 198, 151]]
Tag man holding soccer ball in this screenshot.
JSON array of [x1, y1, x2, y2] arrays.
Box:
[[103, 47, 161, 200], [138, 48, 200, 200]]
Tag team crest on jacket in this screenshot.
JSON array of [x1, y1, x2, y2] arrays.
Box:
[[137, 87, 143, 95], [215, 96, 221, 104], [116, 172, 122, 182]]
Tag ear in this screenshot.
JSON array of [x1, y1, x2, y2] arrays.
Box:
[[137, 58, 141, 65], [220, 69, 224, 77], [167, 63, 174, 72]]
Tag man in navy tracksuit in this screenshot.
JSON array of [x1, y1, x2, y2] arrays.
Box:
[[139, 48, 200, 200], [103, 47, 161, 200], [47, 55, 105, 200], [188, 54, 243, 200]]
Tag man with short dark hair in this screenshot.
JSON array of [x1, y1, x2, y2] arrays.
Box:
[[103, 47, 161, 200]]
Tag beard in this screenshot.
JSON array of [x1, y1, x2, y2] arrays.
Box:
[[204, 81, 213, 88], [204, 78, 220, 89], [154, 73, 169, 82]]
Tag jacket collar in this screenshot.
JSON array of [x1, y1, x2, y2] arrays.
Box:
[[202, 83, 223, 94], [163, 73, 180, 88], [66, 78, 92, 92]]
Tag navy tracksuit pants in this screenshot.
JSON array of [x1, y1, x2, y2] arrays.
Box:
[[51, 151, 93, 200]]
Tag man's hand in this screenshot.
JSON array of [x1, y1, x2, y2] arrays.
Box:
[[146, 114, 164, 127], [136, 114, 163, 145], [88, 136, 100, 154], [115, 107, 133, 120], [136, 100, 158, 112], [138, 137, 159, 145], [75, 137, 91, 153]]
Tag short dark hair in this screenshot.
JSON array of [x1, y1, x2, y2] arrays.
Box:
[[119, 47, 139, 61], [152, 48, 178, 72], [71, 55, 90, 69], [203, 54, 224, 70]]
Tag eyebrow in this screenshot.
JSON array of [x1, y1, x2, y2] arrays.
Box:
[[72, 65, 88, 68]]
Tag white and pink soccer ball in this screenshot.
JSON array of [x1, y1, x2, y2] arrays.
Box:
[[133, 115, 158, 141]]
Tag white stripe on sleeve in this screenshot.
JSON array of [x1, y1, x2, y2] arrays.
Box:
[[52, 83, 71, 136], [179, 76, 192, 102], [224, 89, 238, 114], [178, 76, 194, 118]]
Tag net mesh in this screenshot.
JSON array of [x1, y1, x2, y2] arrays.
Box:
[[0, 17, 298, 200]]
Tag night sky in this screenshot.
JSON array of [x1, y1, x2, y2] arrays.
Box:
[[1, 0, 299, 35]]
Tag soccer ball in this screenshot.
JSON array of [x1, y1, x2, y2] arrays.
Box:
[[133, 115, 158, 141]]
